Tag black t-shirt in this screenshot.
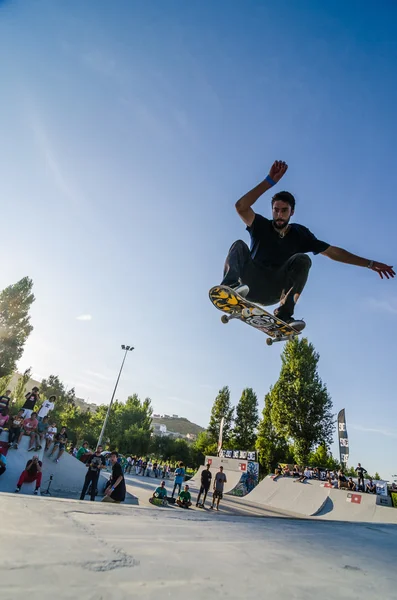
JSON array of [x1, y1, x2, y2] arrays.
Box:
[[55, 431, 68, 444], [110, 462, 126, 501], [88, 453, 106, 472], [201, 469, 212, 488], [247, 214, 330, 268], [0, 396, 10, 411], [26, 459, 42, 476], [355, 466, 366, 477], [23, 392, 38, 411]]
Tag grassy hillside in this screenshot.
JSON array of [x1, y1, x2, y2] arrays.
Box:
[[152, 416, 205, 437]]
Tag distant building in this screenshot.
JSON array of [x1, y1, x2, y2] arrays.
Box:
[[153, 413, 161, 418], [186, 433, 197, 441], [172, 414, 179, 418]]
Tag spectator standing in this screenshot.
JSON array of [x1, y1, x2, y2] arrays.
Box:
[[8, 409, 25, 448], [36, 416, 49, 450], [146, 460, 153, 477], [80, 446, 106, 501], [76, 441, 90, 461], [18, 412, 39, 451], [125, 456, 133, 474], [366, 479, 377, 494], [355, 463, 368, 491], [172, 462, 186, 498], [102, 451, 126, 503], [22, 387, 40, 418], [196, 463, 212, 508], [15, 455, 42, 494], [48, 426, 68, 462], [0, 390, 12, 412], [211, 466, 227, 511], [141, 460, 147, 476], [177, 484, 192, 508], [45, 422, 57, 450], [152, 461, 158, 478], [0, 407, 10, 434], [37, 395, 56, 422]]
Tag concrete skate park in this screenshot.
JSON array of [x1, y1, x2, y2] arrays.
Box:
[[1, 439, 397, 599]]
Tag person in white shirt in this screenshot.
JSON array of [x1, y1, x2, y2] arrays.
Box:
[[45, 422, 57, 450], [37, 396, 56, 422]]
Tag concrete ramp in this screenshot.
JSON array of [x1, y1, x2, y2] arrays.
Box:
[[0, 431, 45, 494], [316, 487, 397, 524], [242, 476, 330, 516]]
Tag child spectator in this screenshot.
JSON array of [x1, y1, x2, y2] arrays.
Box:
[[0, 407, 10, 434], [36, 416, 49, 450], [8, 409, 25, 448], [172, 462, 185, 498], [45, 422, 57, 450], [48, 426, 68, 463], [37, 395, 56, 422], [18, 412, 39, 451]]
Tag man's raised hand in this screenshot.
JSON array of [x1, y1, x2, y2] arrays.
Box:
[[269, 160, 288, 183], [370, 262, 395, 280]]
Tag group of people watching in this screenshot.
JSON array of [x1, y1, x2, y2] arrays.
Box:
[[151, 463, 228, 511], [0, 388, 70, 494], [273, 462, 379, 493]]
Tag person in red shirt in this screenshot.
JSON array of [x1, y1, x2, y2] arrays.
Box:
[[15, 455, 42, 494], [18, 412, 39, 451]]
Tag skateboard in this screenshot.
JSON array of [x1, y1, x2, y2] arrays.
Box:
[[149, 497, 168, 507], [209, 285, 302, 345]]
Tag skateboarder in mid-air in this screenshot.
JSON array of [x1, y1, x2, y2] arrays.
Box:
[[221, 160, 395, 329]]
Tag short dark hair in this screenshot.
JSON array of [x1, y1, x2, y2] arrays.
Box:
[[111, 451, 119, 458], [272, 191, 296, 210]]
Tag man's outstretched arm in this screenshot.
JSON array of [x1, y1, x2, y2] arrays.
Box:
[[235, 160, 288, 226], [322, 246, 395, 280]]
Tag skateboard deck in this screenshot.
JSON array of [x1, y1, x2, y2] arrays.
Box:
[[209, 285, 301, 345], [149, 497, 168, 507]]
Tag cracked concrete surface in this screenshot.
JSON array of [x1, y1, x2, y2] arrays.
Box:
[[1, 494, 396, 599]]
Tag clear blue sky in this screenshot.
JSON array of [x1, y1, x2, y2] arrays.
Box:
[[1, 0, 396, 479]]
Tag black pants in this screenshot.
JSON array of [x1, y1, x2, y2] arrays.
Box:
[[80, 470, 100, 501], [357, 476, 365, 490], [8, 427, 21, 445], [221, 240, 312, 316], [196, 485, 209, 505]]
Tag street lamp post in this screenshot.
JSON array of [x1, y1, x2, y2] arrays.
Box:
[[97, 344, 134, 448]]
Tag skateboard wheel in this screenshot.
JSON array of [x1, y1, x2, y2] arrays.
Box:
[[266, 338, 273, 346], [221, 315, 229, 324], [242, 308, 251, 318]]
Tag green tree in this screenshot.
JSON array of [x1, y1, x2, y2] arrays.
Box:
[[192, 431, 217, 463], [233, 388, 259, 450], [256, 393, 289, 474], [373, 472, 382, 481], [12, 368, 32, 409], [0, 373, 13, 396], [40, 375, 77, 423], [0, 277, 35, 377], [308, 442, 339, 470], [207, 386, 234, 447], [269, 338, 334, 464]]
